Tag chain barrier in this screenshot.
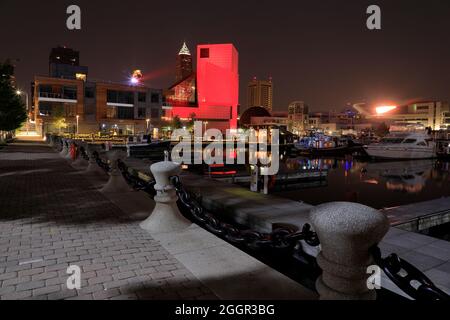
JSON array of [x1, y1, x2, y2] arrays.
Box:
[[71, 145, 448, 302], [117, 160, 157, 196], [170, 176, 320, 251], [371, 246, 449, 301], [92, 151, 111, 173]]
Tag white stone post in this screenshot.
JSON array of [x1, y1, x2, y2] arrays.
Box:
[[310, 202, 390, 300], [65, 139, 74, 161], [84, 144, 107, 176], [140, 161, 192, 233], [59, 139, 69, 157], [100, 149, 132, 194]]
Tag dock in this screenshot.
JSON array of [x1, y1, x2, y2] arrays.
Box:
[[123, 158, 450, 298], [381, 197, 450, 232]]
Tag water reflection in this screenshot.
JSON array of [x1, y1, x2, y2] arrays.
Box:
[[274, 156, 450, 209]]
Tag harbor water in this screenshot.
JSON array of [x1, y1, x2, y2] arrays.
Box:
[[272, 156, 450, 210]]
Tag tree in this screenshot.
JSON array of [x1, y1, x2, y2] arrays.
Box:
[[187, 113, 197, 131], [375, 122, 390, 137], [0, 60, 27, 141], [52, 106, 67, 134], [171, 115, 182, 130]]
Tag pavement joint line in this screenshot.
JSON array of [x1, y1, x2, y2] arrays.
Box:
[[19, 259, 44, 266]]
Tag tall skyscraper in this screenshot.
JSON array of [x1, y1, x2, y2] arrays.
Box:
[[176, 42, 193, 82], [247, 78, 273, 111]]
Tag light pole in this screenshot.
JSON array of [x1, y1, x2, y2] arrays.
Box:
[[16, 90, 29, 135], [76, 115, 80, 135], [146, 119, 151, 134]]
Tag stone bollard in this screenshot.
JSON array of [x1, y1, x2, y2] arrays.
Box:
[[71, 141, 89, 170], [140, 161, 192, 233], [84, 144, 107, 176], [310, 202, 390, 300], [65, 140, 75, 161], [100, 149, 132, 194], [59, 139, 69, 157]]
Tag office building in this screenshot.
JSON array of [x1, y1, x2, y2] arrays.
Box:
[[49, 46, 89, 81], [247, 78, 273, 111], [32, 47, 162, 136], [288, 101, 309, 134]]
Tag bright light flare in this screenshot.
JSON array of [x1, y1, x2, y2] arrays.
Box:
[[130, 77, 139, 85], [376, 106, 397, 115]]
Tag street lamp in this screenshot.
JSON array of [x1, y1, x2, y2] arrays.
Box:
[[146, 119, 151, 133], [76, 115, 80, 135], [16, 90, 29, 135]]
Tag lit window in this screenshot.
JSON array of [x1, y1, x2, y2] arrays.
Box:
[[76, 73, 87, 81]]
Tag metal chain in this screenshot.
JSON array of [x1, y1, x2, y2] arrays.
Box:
[[79, 147, 90, 161], [371, 246, 450, 301], [92, 151, 111, 173], [117, 160, 157, 195], [170, 176, 320, 251]]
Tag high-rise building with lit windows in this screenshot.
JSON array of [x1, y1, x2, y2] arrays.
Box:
[[247, 78, 273, 112], [176, 42, 193, 82]]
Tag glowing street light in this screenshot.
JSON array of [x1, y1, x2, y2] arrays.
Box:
[[146, 119, 151, 132]]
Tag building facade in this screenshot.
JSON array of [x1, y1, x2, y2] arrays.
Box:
[[32, 76, 163, 136], [32, 47, 162, 136], [288, 101, 309, 134], [373, 101, 450, 130], [49, 46, 89, 81], [247, 78, 273, 111], [165, 43, 239, 131]]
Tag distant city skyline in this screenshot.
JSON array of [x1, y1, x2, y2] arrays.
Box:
[[1, 0, 450, 112]]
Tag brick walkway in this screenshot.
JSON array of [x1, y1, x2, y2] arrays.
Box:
[[0, 142, 217, 300]]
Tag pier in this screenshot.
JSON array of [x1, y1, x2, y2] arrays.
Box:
[[382, 197, 450, 232], [120, 156, 450, 299]]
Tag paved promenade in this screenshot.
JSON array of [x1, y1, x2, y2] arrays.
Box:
[[0, 141, 216, 300]]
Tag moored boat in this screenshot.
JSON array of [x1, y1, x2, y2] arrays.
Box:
[[364, 131, 436, 160]]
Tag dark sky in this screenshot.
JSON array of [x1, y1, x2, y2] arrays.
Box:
[[1, 0, 449, 112]]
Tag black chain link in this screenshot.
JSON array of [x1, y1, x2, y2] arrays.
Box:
[[79, 146, 90, 161], [171, 176, 320, 251], [117, 160, 157, 196], [371, 246, 450, 301], [92, 151, 111, 173]]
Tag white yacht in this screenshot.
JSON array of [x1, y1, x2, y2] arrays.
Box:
[[364, 131, 436, 160]]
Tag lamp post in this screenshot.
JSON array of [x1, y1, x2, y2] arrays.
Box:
[[16, 90, 29, 135], [146, 118, 151, 134], [76, 115, 80, 135]]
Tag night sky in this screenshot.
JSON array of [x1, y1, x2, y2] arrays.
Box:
[[1, 0, 449, 112]]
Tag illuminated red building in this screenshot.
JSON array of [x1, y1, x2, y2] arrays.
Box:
[[165, 43, 239, 131]]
